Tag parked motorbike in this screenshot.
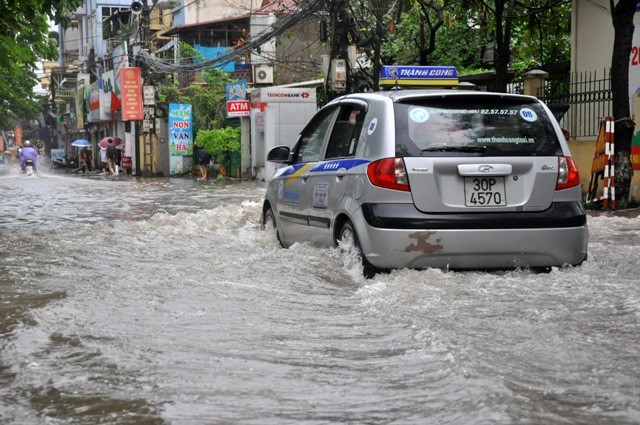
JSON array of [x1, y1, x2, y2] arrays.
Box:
[[52, 157, 77, 170]]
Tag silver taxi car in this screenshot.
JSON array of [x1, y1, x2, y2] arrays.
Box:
[[262, 68, 588, 277]]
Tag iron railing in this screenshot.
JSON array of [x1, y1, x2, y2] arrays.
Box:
[[539, 69, 612, 139], [465, 69, 613, 139], [506, 80, 524, 95]]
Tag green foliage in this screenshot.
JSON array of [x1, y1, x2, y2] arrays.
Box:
[[195, 127, 241, 155], [382, 3, 489, 70], [0, 0, 82, 129], [179, 41, 203, 62], [374, 0, 571, 82], [156, 67, 231, 136], [155, 47, 232, 136]]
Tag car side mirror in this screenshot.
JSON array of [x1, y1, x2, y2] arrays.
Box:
[[267, 146, 292, 163]]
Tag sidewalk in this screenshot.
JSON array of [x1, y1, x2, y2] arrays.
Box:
[[587, 207, 640, 218]]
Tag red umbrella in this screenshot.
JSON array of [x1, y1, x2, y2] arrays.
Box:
[[98, 136, 122, 149]]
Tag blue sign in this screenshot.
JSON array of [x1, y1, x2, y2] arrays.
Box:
[[194, 45, 235, 73], [226, 79, 247, 101], [169, 103, 193, 156], [379, 65, 458, 87]]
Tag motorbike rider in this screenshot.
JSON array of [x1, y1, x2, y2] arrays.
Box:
[[19, 140, 39, 173]]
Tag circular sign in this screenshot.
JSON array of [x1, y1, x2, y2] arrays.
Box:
[[519, 108, 538, 122], [409, 108, 430, 123], [367, 118, 378, 135]]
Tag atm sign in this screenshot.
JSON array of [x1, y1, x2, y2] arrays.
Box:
[[227, 100, 251, 117]]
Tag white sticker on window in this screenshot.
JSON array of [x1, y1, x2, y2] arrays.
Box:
[[519, 108, 538, 122], [367, 118, 378, 135], [409, 108, 430, 123]]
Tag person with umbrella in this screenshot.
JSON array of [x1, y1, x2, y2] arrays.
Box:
[[99, 143, 108, 175], [106, 138, 117, 175]]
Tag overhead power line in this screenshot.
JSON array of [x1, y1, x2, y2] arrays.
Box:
[[138, 0, 327, 74]]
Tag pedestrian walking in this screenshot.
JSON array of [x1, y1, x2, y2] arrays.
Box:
[[100, 145, 108, 175], [196, 146, 212, 180], [115, 145, 122, 175], [106, 138, 116, 175]]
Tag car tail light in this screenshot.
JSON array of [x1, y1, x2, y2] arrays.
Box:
[[556, 156, 581, 190], [367, 158, 410, 191]]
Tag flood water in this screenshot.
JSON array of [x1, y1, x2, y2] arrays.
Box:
[[1, 166, 639, 424]]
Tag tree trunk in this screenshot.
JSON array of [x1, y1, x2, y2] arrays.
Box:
[[493, 0, 515, 92], [610, 0, 636, 209]]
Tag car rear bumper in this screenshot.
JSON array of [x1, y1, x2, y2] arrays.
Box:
[[361, 201, 587, 229], [354, 201, 588, 270]]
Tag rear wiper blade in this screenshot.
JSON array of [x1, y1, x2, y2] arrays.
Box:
[[422, 144, 487, 153]]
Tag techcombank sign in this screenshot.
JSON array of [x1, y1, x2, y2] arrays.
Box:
[[251, 88, 317, 105]]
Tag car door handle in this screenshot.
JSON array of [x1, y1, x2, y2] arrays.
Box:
[[336, 169, 347, 178], [301, 172, 310, 180]]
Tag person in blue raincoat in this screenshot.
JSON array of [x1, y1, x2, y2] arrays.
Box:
[[18, 140, 38, 172]]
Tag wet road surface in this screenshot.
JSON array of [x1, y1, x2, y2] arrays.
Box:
[[1, 167, 639, 424]]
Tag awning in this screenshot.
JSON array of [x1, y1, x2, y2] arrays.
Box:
[[273, 79, 324, 88], [165, 14, 250, 36]]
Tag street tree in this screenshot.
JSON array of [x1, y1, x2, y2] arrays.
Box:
[[155, 43, 231, 137], [0, 0, 81, 130], [381, 1, 488, 71], [346, 0, 570, 90], [609, 0, 636, 209], [455, 0, 571, 92]]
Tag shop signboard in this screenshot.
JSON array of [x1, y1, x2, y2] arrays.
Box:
[[86, 82, 100, 122], [120, 67, 143, 121], [226, 79, 250, 117], [99, 70, 114, 121], [630, 6, 640, 169], [169, 103, 193, 156], [112, 42, 127, 115]]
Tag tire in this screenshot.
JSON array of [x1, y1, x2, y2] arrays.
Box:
[[263, 207, 286, 248], [339, 220, 378, 279]]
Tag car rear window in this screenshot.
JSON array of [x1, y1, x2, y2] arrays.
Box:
[[394, 96, 563, 157]]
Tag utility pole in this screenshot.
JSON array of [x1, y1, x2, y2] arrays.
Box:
[[325, 0, 351, 101], [130, 0, 151, 176]]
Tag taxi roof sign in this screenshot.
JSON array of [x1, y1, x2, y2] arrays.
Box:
[[379, 65, 458, 87]]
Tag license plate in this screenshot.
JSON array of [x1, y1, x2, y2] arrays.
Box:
[[464, 177, 506, 206]]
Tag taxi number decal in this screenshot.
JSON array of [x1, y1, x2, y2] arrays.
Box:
[[519, 108, 538, 122], [367, 118, 378, 135], [313, 182, 329, 209]]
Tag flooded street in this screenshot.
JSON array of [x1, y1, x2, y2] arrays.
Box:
[[1, 166, 639, 424]]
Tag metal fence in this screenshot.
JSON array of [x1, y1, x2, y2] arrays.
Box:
[[468, 69, 613, 139], [539, 69, 612, 139], [506, 80, 524, 95]]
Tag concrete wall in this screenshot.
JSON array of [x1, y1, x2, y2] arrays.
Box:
[[183, 0, 253, 24], [569, 138, 640, 202], [274, 20, 328, 85], [525, 70, 640, 202], [571, 0, 613, 76], [569, 0, 640, 202]]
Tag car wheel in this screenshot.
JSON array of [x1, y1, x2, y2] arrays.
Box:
[[339, 220, 378, 279], [263, 207, 286, 248]]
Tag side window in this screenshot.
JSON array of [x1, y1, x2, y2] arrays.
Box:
[[325, 105, 366, 159], [293, 107, 337, 164]]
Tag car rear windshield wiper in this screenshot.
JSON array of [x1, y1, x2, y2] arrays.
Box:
[[422, 144, 487, 153]]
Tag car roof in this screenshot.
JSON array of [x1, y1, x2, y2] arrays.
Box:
[[335, 89, 539, 104]]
